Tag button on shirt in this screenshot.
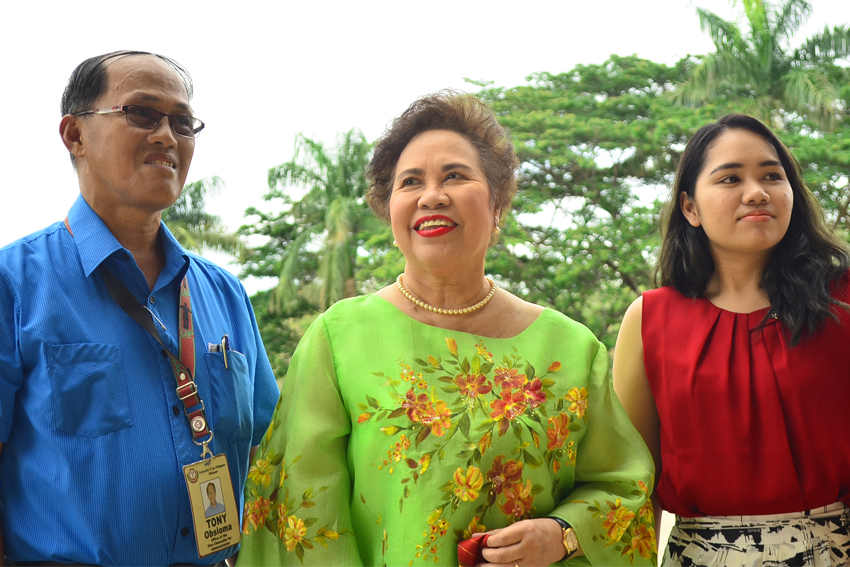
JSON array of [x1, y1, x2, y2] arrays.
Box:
[[0, 195, 279, 565]]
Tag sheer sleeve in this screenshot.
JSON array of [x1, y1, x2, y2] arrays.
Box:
[[237, 315, 362, 566], [550, 343, 657, 566]]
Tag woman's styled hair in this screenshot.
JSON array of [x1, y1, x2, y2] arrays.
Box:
[[366, 90, 518, 238], [657, 113, 850, 346]]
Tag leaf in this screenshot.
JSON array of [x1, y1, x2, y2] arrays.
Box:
[[415, 426, 431, 447], [471, 355, 481, 374], [290, 455, 302, 465], [427, 507, 444, 524], [315, 535, 328, 548], [357, 403, 369, 411], [531, 429, 541, 448], [372, 372, 385, 377], [523, 449, 542, 468], [438, 376, 455, 383], [406, 458, 419, 469], [301, 539, 314, 550], [325, 530, 340, 539], [459, 412, 471, 439], [541, 379, 555, 388], [295, 543, 304, 564], [381, 425, 400, 436], [399, 496, 404, 513], [512, 421, 523, 439], [366, 395, 380, 409], [461, 357, 470, 373], [414, 358, 429, 367], [301, 500, 315, 508], [480, 362, 493, 375], [388, 407, 406, 419], [455, 450, 473, 459], [360, 493, 366, 504]]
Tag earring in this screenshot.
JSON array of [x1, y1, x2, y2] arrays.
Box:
[[493, 217, 500, 234], [393, 240, 398, 247]]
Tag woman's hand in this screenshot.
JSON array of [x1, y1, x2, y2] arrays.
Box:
[[477, 518, 578, 566]]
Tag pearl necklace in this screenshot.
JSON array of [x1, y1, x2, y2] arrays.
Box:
[[396, 274, 497, 315]]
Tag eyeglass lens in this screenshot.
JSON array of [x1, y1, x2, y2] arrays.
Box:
[[125, 105, 202, 138]]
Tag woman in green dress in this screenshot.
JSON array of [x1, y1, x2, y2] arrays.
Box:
[[238, 91, 656, 566]]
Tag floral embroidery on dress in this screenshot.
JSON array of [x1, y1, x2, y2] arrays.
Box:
[[575, 479, 658, 563], [243, 449, 351, 563], [357, 337, 593, 563]]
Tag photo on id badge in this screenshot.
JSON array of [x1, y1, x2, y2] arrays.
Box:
[[185, 455, 240, 557]]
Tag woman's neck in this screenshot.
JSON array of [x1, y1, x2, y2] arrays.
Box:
[[704, 247, 771, 312]]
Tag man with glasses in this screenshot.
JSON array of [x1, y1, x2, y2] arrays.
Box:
[[0, 51, 278, 566]]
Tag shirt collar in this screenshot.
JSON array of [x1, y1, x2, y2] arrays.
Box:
[[66, 194, 190, 287]]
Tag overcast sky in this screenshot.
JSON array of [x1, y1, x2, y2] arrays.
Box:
[[3, 0, 848, 279]]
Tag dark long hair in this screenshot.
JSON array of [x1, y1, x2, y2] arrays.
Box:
[[657, 114, 850, 345]]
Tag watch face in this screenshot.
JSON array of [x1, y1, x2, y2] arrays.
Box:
[[565, 528, 579, 552]]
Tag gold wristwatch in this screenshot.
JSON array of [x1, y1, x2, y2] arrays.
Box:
[[550, 517, 579, 559]]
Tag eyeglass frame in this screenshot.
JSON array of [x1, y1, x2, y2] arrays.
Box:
[[75, 104, 205, 139]]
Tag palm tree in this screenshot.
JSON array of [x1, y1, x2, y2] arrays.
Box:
[[163, 176, 243, 256], [264, 128, 377, 313], [676, 0, 850, 129]]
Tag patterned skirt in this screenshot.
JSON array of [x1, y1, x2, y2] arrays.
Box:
[[663, 503, 850, 567]]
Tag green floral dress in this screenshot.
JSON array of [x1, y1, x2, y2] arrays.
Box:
[[238, 296, 656, 566]]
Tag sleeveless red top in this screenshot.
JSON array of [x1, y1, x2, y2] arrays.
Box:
[[642, 275, 850, 517]]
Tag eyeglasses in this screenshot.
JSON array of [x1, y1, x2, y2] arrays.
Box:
[[75, 105, 205, 138]]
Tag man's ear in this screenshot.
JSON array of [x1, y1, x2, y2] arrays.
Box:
[[60, 115, 85, 159], [680, 191, 701, 227]]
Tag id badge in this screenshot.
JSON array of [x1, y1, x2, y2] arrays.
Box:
[[184, 454, 241, 557]]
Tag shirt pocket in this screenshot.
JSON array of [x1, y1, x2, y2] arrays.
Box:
[[48, 343, 133, 437], [206, 350, 253, 441]]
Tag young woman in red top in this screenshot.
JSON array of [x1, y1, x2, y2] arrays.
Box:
[[614, 114, 850, 566]]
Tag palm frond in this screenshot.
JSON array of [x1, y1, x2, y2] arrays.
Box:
[[772, 0, 812, 45], [697, 7, 745, 52], [318, 240, 352, 308], [782, 68, 840, 129], [797, 25, 850, 63], [673, 51, 759, 105], [271, 223, 324, 314]]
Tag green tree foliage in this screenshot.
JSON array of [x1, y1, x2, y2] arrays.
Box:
[[241, 128, 379, 314], [676, 0, 850, 129], [476, 56, 738, 347], [162, 176, 243, 256]]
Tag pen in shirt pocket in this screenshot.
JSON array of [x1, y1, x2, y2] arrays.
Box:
[[207, 334, 231, 368]]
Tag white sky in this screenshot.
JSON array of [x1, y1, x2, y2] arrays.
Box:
[[3, 0, 848, 273]]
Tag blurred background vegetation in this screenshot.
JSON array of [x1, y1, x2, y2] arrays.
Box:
[[168, 0, 850, 380]]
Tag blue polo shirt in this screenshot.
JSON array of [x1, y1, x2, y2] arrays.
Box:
[[0, 195, 279, 565]]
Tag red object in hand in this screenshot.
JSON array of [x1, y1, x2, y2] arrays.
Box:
[[458, 533, 489, 566]]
